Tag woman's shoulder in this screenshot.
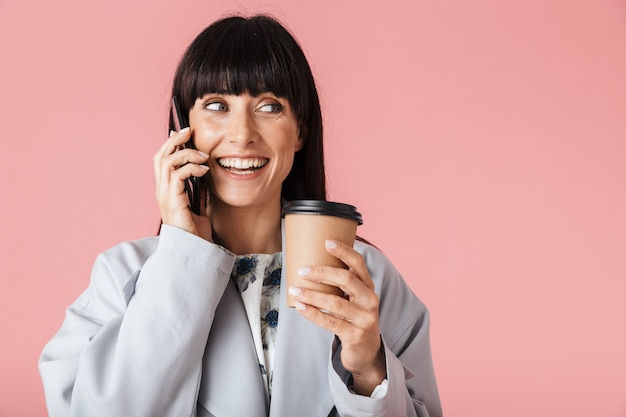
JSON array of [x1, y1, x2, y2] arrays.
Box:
[[354, 240, 427, 309], [353, 239, 400, 282], [88, 236, 160, 299], [95, 235, 160, 274], [66, 236, 161, 322], [354, 239, 387, 262]]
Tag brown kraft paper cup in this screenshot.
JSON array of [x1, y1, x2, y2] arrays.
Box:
[[282, 200, 363, 307]]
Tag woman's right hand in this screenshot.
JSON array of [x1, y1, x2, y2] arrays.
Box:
[[154, 127, 212, 241]]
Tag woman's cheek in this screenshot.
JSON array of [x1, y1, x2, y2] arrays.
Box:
[[193, 127, 221, 153]]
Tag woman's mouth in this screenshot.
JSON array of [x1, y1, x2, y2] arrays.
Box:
[[217, 157, 269, 175]]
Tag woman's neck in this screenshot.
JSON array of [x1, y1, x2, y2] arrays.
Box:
[[210, 199, 283, 255]]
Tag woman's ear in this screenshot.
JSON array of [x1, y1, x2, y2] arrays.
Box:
[[296, 124, 308, 151]]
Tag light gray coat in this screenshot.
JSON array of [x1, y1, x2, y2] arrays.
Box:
[[39, 225, 442, 417]]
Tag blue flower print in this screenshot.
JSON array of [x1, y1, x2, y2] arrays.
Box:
[[265, 309, 279, 328], [262, 254, 282, 298], [233, 255, 258, 292], [261, 307, 279, 350], [264, 267, 282, 287], [237, 255, 257, 275]]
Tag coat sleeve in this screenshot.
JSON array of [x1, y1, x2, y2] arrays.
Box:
[[38, 225, 236, 417], [328, 243, 443, 417]]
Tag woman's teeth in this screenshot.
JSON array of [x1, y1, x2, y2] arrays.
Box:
[[218, 158, 268, 172]]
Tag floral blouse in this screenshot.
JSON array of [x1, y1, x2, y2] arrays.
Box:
[[231, 252, 282, 406]]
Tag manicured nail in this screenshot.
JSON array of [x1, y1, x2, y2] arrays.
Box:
[[288, 287, 302, 297], [198, 151, 209, 158], [169, 130, 176, 137], [294, 301, 307, 311], [179, 127, 190, 134], [297, 267, 311, 277], [325, 240, 338, 250]]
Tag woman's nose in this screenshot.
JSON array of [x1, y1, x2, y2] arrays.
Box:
[[227, 112, 257, 146]]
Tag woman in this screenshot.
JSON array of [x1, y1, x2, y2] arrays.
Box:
[[39, 14, 442, 417]]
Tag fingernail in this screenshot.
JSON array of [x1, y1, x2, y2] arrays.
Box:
[[294, 301, 307, 311], [325, 240, 338, 250], [198, 151, 209, 158], [288, 287, 302, 297], [297, 267, 311, 277], [179, 127, 190, 134], [169, 130, 176, 137]]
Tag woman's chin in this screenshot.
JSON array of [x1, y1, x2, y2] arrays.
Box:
[[212, 190, 281, 211]]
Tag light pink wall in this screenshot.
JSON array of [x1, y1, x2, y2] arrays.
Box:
[[1, 0, 625, 415]]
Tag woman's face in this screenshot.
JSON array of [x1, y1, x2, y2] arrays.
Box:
[[188, 92, 303, 210]]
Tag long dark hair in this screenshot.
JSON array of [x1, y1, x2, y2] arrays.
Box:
[[170, 14, 326, 201]]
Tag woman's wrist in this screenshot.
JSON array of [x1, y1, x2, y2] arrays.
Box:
[[350, 346, 386, 396]]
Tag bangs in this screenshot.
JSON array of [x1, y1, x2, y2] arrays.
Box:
[[195, 32, 292, 97], [175, 16, 307, 120]]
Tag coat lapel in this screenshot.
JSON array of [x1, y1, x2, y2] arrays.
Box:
[[197, 280, 268, 416], [269, 252, 336, 417]]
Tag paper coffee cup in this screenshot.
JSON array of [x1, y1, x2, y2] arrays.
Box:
[[281, 200, 363, 307]]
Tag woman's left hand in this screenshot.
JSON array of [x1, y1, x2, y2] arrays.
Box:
[[289, 240, 386, 396]]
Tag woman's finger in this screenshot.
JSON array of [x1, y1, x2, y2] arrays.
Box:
[[153, 128, 193, 182], [324, 240, 374, 290], [164, 148, 209, 171], [292, 296, 353, 333], [170, 163, 210, 185], [155, 129, 208, 195], [290, 287, 360, 323]]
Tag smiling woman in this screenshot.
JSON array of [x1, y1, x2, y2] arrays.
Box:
[[38, 14, 442, 417]]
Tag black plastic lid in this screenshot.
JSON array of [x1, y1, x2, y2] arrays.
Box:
[[281, 200, 363, 225]]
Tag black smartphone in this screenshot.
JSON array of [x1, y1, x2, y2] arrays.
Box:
[[171, 96, 202, 215]]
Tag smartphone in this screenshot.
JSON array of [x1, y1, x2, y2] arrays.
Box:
[[171, 96, 202, 215]]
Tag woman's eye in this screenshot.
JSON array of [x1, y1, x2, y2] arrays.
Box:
[[259, 103, 283, 113], [206, 102, 228, 111]]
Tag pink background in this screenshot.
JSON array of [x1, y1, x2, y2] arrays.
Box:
[[1, 0, 625, 415]]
